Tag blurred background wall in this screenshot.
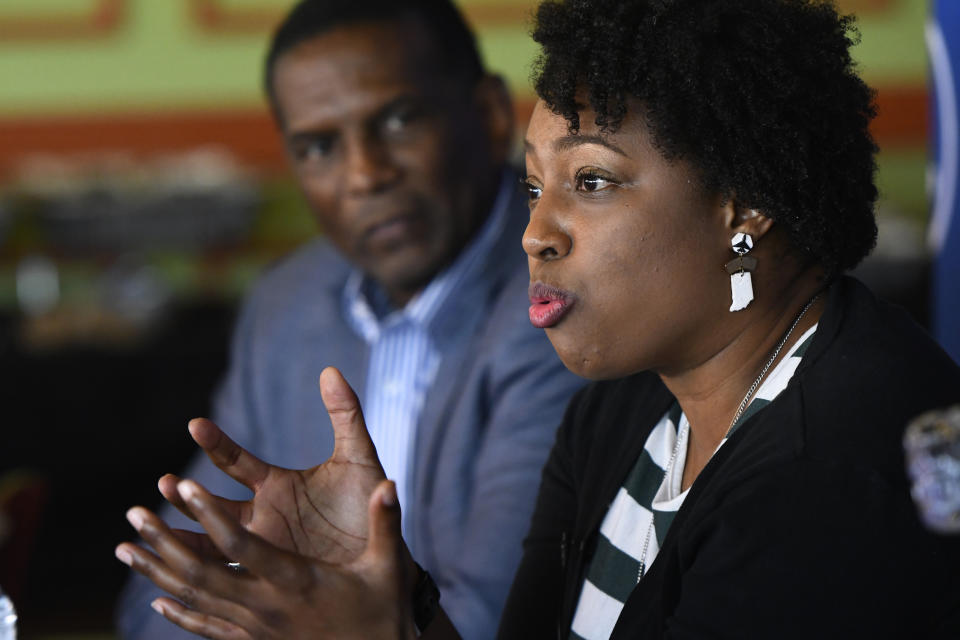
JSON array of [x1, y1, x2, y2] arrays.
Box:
[[0, 0, 939, 637]]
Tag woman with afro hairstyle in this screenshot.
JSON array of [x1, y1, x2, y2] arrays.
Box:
[[118, 1, 960, 638]]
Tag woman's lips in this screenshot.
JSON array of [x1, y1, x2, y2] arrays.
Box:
[[528, 282, 576, 329]]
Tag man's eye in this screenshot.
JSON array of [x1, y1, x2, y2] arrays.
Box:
[[382, 107, 421, 134], [575, 171, 615, 193], [291, 137, 333, 163], [383, 112, 410, 134]]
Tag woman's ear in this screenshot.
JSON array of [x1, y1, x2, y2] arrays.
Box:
[[721, 199, 775, 240]]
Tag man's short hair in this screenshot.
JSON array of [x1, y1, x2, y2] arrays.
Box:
[[264, 0, 485, 109]]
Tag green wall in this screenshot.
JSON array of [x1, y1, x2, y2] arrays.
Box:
[[0, 0, 929, 115], [0, 0, 933, 220]]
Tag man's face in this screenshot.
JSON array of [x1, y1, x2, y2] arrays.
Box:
[[272, 21, 506, 305]]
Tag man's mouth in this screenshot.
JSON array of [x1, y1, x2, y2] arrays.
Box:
[[528, 281, 576, 329], [364, 212, 424, 249]]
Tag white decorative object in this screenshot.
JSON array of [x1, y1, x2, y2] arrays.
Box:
[[731, 232, 754, 254], [727, 233, 756, 312], [729, 271, 755, 312]]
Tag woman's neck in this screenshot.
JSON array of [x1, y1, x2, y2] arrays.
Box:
[[659, 271, 827, 491]]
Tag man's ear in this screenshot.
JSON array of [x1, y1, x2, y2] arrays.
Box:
[[721, 198, 775, 241], [473, 74, 515, 162]]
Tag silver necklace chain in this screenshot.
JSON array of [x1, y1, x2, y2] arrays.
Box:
[[636, 422, 684, 581], [724, 293, 820, 439], [636, 293, 820, 582]]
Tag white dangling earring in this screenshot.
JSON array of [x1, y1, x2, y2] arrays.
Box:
[[726, 232, 756, 312]]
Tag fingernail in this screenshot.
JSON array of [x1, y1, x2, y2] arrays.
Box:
[[127, 508, 145, 531], [151, 600, 165, 615], [115, 546, 133, 566], [178, 480, 198, 502], [381, 481, 398, 507]]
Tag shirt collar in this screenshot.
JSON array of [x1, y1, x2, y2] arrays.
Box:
[[343, 170, 515, 344]]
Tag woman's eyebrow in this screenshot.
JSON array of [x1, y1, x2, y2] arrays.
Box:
[[554, 134, 627, 157]]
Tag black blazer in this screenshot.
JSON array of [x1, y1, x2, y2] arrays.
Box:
[[499, 277, 960, 639]]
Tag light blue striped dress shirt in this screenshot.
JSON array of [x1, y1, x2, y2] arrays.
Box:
[[342, 174, 514, 534]]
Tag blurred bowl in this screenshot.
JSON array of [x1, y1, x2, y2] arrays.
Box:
[[35, 185, 259, 253], [14, 148, 262, 254]]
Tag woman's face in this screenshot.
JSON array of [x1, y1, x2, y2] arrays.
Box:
[[523, 100, 734, 380]]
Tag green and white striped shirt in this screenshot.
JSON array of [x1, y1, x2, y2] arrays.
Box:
[[569, 325, 818, 640]]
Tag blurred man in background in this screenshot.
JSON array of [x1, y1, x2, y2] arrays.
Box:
[[115, 0, 583, 637]]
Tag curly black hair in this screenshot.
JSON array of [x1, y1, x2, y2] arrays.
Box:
[[532, 0, 878, 276]]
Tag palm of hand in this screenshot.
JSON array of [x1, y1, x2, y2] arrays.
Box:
[[241, 456, 385, 564], [163, 369, 390, 566], [135, 370, 415, 639]]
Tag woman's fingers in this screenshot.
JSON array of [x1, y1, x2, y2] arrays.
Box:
[[115, 539, 252, 632], [319, 367, 383, 468], [120, 479, 417, 639], [169, 527, 229, 562], [158, 474, 196, 520], [159, 473, 245, 525], [120, 507, 257, 611], [150, 598, 252, 640], [365, 481, 403, 565], [188, 418, 272, 492], [364, 480, 414, 639], [177, 479, 317, 593]]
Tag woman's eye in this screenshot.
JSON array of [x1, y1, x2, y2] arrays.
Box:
[[523, 180, 543, 202], [575, 171, 615, 193]]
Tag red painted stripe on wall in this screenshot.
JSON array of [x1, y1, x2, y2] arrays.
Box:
[[872, 86, 929, 148], [0, 85, 929, 178], [0, 0, 125, 41], [0, 110, 286, 178]]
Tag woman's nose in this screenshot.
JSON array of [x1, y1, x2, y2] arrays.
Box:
[[523, 202, 572, 261]]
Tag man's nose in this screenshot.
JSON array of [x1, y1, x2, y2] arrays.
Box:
[[345, 135, 400, 195]]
